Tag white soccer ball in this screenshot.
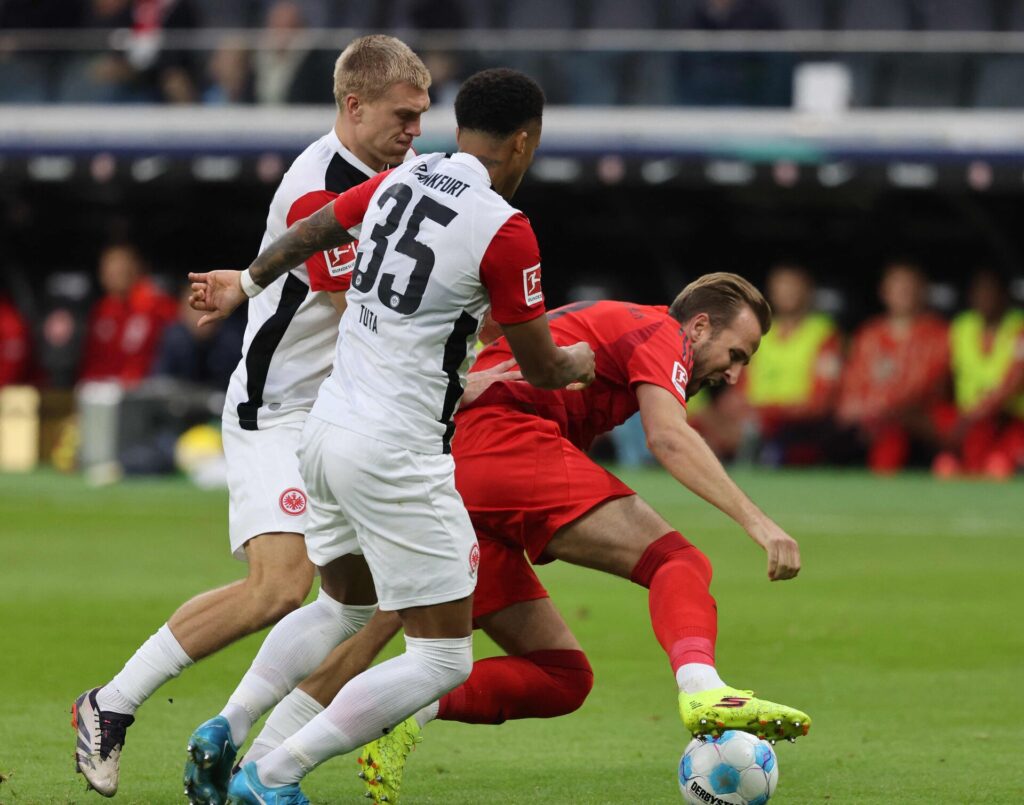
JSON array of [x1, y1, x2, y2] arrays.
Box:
[[678, 731, 778, 805]]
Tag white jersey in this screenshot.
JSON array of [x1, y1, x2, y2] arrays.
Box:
[[223, 130, 381, 431], [309, 152, 548, 454]]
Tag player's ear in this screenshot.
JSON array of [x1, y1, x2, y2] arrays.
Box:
[[512, 129, 528, 155], [689, 312, 711, 343], [344, 93, 362, 121]]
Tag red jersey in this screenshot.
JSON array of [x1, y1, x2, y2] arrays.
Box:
[[0, 297, 31, 386], [464, 300, 693, 451], [837, 313, 949, 422], [79, 279, 178, 385]]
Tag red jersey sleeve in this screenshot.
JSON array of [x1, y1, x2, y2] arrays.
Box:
[[479, 213, 546, 325], [286, 190, 354, 293], [626, 320, 694, 408], [331, 170, 392, 233]]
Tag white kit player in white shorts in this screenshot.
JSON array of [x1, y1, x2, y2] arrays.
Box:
[[188, 69, 595, 802], [72, 36, 433, 801]]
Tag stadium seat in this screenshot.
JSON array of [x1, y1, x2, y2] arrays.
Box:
[[0, 56, 48, 103], [585, 0, 663, 29], [880, 55, 964, 107], [838, 0, 912, 30], [1006, 0, 1024, 30], [918, 0, 996, 31], [776, 0, 830, 30], [499, 0, 580, 29], [972, 57, 1024, 108]]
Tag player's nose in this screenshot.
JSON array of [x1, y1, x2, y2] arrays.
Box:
[[406, 117, 423, 137]]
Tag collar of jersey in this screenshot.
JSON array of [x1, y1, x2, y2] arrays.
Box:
[[448, 152, 492, 185], [326, 128, 379, 179]]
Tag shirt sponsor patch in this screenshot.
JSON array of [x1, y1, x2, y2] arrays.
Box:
[[672, 361, 689, 399], [324, 243, 357, 276], [523, 265, 543, 307]]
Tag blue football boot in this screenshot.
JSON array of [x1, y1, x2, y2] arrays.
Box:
[[184, 716, 238, 805]]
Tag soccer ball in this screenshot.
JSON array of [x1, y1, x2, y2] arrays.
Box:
[[678, 731, 778, 805]]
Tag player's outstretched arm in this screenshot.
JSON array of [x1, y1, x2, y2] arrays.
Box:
[[500, 316, 595, 390], [636, 383, 801, 581]]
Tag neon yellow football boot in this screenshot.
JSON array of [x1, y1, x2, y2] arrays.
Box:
[[679, 686, 811, 742], [356, 717, 422, 804]]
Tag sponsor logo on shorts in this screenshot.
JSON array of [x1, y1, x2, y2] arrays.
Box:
[[672, 361, 689, 399], [523, 265, 543, 307], [324, 243, 357, 276], [469, 543, 481, 578], [279, 488, 307, 516]]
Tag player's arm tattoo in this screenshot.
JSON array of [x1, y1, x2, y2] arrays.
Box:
[[248, 204, 355, 288]]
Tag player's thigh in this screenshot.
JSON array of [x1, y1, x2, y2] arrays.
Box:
[[544, 493, 674, 579], [223, 416, 310, 561], [318, 553, 377, 607], [478, 597, 582, 656]]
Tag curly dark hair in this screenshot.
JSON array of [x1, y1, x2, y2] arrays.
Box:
[[454, 68, 545, 138]]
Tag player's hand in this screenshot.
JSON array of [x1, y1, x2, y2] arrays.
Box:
[[461, 358, 523, 407], [563, 341, 595, 390], [748, 519, 801, 581], [188, 270, 247, 327]]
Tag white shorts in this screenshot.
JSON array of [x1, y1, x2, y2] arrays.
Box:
[[300, 416, 479, 611], [223, 416, 309, 560]]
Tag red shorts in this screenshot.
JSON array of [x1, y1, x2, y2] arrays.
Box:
[[454, 405, 635, 619]]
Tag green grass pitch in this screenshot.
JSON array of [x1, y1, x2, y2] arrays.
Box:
[[2, 468, 1023, 803]]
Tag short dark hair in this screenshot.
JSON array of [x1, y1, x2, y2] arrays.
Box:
[[455, 68, 545, 138], [669, 272, 772, 335]]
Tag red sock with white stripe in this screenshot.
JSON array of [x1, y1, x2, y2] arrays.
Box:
[[630, 531, 725, 693]]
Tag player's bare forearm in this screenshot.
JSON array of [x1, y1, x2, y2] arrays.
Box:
[[637, 384, 800, 580], [649, 411, 765, 533], [249, 204, 354, 289]]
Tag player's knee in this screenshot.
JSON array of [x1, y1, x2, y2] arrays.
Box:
[[630, 531, 712, 589], [529, 649, 595, 716], [246, 569, 313, 624]]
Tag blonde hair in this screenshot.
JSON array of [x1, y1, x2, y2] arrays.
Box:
[[333, 35, 431, 109], [669, 272, 772, 334]]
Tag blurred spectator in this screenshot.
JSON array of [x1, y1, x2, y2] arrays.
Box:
[[934, 270, 1024, 478], [691, 0, 782, 29], [203, 38, 254, 105], [0, 295, 32, 387], [676, 0, 790, 106], [737, 264, 842, 464], [253, 1, 332, 105], [835, 261, 950, 473], [78, 243, 177, 386], [57, 0, 201, 104], [151, 286, 244, 389]]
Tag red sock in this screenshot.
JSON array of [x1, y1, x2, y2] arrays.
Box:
[[631, 531, 718, 673], [437, 649, 593, 725]]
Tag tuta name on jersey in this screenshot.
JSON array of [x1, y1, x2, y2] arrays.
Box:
[[359, 303, 378, 334]]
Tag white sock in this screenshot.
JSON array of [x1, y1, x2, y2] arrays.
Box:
[[413, 700, 439, 728], [676, 662, 726, 694], [245, 689, 325, 764], [221, 589, 376, 746], [257, 635, 473, 786], [97, 624, 193, 715]]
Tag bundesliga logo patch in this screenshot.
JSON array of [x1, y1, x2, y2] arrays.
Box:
[[323, 243, 357, 276], [523, 265, 543, 307], [279, 488, 307, 516], [672, 361, 689, 399]]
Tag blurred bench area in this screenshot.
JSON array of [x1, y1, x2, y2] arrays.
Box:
[[2, 0, 1024, 481]]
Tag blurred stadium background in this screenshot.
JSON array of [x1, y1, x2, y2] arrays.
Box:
[[3, 2, 1024, 804], [2, 0, 1024, 478]]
